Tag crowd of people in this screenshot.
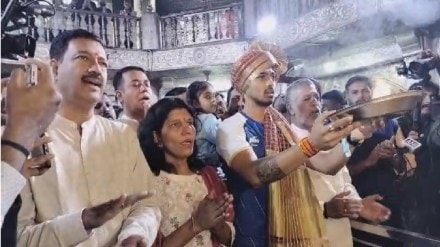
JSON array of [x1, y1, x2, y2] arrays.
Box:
[[1, 28, 440, 247]]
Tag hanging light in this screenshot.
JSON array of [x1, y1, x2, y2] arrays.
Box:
[[258, 15, 277, 34]]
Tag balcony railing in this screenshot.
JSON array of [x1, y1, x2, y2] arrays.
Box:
[[31, 9, 142, 49], [28, 1, 329, 51], [160, 3, 243, 49]]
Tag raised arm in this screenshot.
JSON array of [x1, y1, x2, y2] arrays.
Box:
[[217, 113, 355, 188]]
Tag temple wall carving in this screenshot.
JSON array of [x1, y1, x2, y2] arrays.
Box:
[[33, 41, 248, 72], [152, 41, 248, 71]]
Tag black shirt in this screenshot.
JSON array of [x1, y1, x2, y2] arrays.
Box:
[[1, 196, 22, 247], [348, 134, 402, 227], [397, 115, 440, 206]]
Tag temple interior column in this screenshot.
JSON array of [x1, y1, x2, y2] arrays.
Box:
[[243, 0, 257, 38], [140, 0, 160, 50], [133, 0, 141, 16]]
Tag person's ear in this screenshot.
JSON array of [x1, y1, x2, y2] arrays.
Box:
[[286, 100, 294, 116], [50, 59, 59, 79], [115, 90, 124, 105]]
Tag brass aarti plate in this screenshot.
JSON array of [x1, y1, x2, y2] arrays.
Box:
[[328, 91, 424, 122]]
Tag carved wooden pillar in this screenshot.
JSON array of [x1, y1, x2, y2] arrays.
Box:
[[140, 0, 160, 50], [243, 0, 257, 38], [134, 0, 155, 16], [134, 0, 142, 16], [142, 0, 155, 13]]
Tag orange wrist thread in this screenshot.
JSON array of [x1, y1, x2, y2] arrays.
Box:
[[299, 137, 318, 158]]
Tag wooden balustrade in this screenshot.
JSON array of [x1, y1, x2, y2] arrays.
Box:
[[25, 1, 332, 51], [31, 9, 141, 50], [160, 3, 243, 49]]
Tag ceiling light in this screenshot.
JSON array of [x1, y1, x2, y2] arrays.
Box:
[[258, 15, 276, 34]]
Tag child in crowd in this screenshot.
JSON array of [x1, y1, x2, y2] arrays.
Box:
[[186, 81, 222, 167]]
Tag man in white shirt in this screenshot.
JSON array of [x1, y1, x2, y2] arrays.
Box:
[[2, 58, 61, 223], [285, 78, 391, 247], [17, 29, 160, 247], [113, 66, 154, 131]]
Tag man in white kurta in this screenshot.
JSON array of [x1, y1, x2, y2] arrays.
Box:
[[119, 113, 140, 131], [17, 115, 161, 247], [2, 162, 26, 223], [113, 66, 156, 132], [286, 79, 391, 247], [291, 124, 360, 247], [16, 29, 161, 247]]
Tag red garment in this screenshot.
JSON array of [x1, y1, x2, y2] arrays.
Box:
[[152, 166, 233, 247]]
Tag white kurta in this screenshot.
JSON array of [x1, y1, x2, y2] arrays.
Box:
[[1, 161, 26, 224], [119, 113, 139, 131], [17, 114, 161, 247], [291, 124, 361, 247]]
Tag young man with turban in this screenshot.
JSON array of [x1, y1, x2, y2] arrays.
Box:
[[216, 43, 358, 246]]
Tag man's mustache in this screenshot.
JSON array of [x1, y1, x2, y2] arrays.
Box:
[[81, 72, 103, 82]]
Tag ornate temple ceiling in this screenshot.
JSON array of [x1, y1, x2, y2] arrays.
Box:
[[281, 0, 440, 78], [283, 15, 414, 75]]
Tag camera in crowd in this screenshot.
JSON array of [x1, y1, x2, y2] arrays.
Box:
[[1, 0, 55, 59], [396, 57, 438, 80]]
